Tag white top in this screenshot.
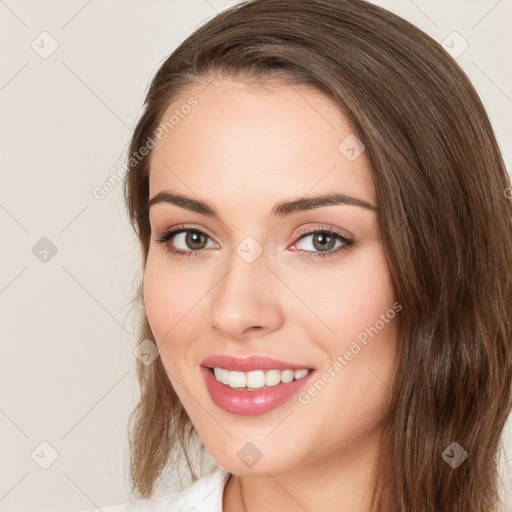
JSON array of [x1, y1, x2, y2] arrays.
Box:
[[76, 466, 231, 512]]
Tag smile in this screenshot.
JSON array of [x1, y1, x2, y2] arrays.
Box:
[[200, 354, 316, 415]]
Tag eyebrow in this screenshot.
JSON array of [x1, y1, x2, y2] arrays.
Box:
[[148, 190, 378, 218]]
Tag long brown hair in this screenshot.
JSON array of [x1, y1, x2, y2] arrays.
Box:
[[123, 0, 512, 509]]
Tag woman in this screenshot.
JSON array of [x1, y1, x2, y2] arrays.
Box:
[[81, 0, 512, 510]]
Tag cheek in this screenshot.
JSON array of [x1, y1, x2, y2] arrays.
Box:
[[313, 249, 397, 420], [143, 254, 186, 349], [292, 245, 397, 403], [292, 246, 395, 344], [143, 252, 210, 362], [143, 257, 169, 339]]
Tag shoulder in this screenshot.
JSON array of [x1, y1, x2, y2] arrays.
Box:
[[75, 466, 231, 512]]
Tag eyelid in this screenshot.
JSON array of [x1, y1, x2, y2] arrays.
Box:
[[154, 223, 219, 244], [291, 223, 353, 242]]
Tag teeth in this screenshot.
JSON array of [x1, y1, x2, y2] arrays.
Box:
[[212, 367, 310, 390], [229, 370, 246, 389], [247, 370, 266, 388], [266, 369, 281, 387]]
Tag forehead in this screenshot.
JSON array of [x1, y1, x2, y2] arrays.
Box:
[[149, 77, 375, 210]]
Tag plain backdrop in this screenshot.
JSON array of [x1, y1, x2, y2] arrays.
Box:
[[0, 1, 511, 510]]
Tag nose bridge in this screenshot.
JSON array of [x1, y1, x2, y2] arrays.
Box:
[[208, 243, 283, 339]]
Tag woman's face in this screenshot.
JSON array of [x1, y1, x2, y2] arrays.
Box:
[[144, 76, 398, 476]]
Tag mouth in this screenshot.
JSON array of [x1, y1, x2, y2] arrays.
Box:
[[200, 354, 316, 416]]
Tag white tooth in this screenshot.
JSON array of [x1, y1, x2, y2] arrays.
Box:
[[229, 370, 246, 388], [246, 370, 266, 388], [281, 369, 294, 383], [265, 369, 282, 387], [212, 367, 310, 388], [294, 369, 309, 380]]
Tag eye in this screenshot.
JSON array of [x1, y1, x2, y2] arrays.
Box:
[[289, 224, 354, 259], [154, 224, 218, 258]]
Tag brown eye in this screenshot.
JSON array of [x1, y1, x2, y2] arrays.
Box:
[[155, 226, 217, 257], [290, 226, 354, 259], [182, 231, 208, 250]]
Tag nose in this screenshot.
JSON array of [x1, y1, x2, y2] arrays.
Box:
[[209, 252, 284, 342]]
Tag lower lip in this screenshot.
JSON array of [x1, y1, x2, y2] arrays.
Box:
[[201, 366, 315, 416]]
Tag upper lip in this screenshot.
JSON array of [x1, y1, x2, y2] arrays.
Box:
[[201, 355, 314, 372]]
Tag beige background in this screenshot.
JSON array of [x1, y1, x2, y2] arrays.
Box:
[[0, 0, 511, 510]]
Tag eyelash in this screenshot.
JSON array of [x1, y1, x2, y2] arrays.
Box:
[[154, 223, 354, 260]]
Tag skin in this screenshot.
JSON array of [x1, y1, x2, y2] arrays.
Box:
[[144, 76, 398, 512]]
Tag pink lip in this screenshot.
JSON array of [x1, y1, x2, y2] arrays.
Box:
[[200, 354, 314, 372], [201, 366, 316, 416]]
